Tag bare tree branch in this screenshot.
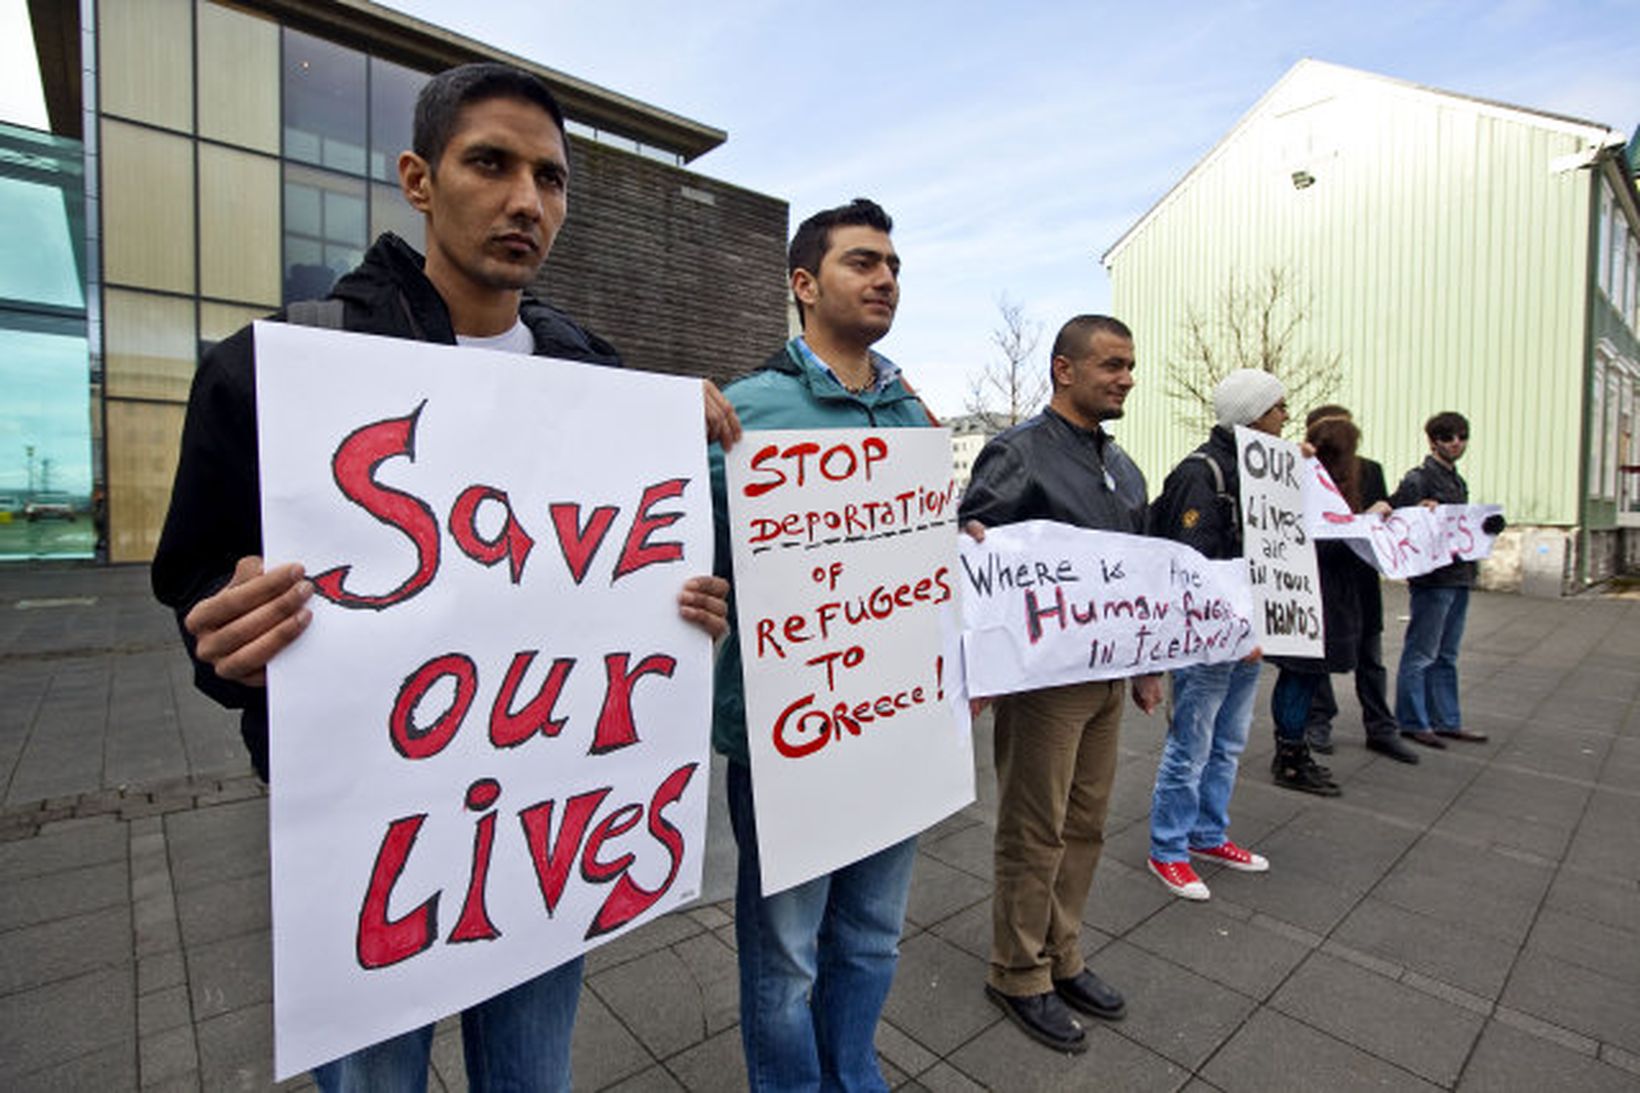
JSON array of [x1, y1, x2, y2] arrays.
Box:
[[1165, 266, 1342, 434], [965, 294, 1048, 430]]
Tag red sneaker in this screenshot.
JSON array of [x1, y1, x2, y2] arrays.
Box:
[[1148, 858, 1210, 900], [1189, 841, 1270, 873]]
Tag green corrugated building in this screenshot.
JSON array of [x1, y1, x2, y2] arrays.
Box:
[[1104, 60, 1640, 594]]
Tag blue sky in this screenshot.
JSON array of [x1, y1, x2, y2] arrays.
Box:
[[3, 0, 1637, 416]]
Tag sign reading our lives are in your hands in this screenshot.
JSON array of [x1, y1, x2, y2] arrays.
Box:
[[255, 323, 715, 1078], [1235, 425, 1324, 657], [724, 428, 974, 896]]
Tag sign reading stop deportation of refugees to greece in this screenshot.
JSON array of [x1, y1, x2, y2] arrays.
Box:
[[724, 428, 974, 896], [255, 323, 714, 1078], [958, 521, 1257, 697], [1235, 425, 1324, 657]]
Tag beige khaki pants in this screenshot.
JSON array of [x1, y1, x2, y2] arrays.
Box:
[[988, 679, 1125, 995]]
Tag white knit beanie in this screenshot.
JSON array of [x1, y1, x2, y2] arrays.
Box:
[[1213, 369, 1286, 427]]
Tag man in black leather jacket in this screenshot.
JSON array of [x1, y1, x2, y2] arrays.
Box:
[[959, 315, 1161, 1054]]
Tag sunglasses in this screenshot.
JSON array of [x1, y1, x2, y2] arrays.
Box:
[[1436, 433, 1468, 442]]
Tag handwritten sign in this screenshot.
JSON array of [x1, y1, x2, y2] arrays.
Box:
[[724, 428, 973, 896], [1236, 426, 1323, 656], [959, 521, 1256, 697], [255, 323, 713, 1078], [1299, 457, 1500, 578]]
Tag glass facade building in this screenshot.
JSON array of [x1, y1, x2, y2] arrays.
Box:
[[0, 122, 95, 561]]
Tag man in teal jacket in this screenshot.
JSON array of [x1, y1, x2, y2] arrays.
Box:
[[710, 198, 935, 1091]]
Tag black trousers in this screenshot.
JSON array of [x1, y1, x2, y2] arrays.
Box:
[[1306, 629, 1396, 739]]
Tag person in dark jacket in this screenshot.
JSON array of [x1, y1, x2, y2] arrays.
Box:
[[959, 315, 1162, 1055], [151, 62, 737, 1093], [1301, 406, 1419, 764], [1391, 411, 1491, 747], [1268, 416, 1391, 796], [1143, 369, 1283, 902]]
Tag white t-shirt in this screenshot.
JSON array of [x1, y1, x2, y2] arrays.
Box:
[[456, 317, 533, 355]]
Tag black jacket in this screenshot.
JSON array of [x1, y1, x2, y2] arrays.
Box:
[[958, 408, 1147, 533], [1148, 426, 1241, 559], [1390, 455, 1474, 588], [150, 233, 621, 779]]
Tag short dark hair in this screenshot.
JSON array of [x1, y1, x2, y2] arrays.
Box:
[[1050, 315, 1132, 362], [1425, 411, 1469, 440], [413, 63, 566, 173], [1305, 403, 1352, 428], [789, 197, 893, 282]]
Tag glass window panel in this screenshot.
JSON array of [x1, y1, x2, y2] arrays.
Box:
[[324, 190, 367, 246], [370, 181, 425, 252], [105, 400, 187, 563], [199, 144, 281, 306], [99, 0, 192, 131], [283, 164, 366, 302], [285, 182, 322, 237], [0, 328, 94, 560], [0, 176, 83, 308], [196, 0, 279, 153], [370, 58, 428, 182], [200, 301, 273, 345], [282, 29, 366, 175], [101, 121, 195, 294], [103, 289, 196, 402]]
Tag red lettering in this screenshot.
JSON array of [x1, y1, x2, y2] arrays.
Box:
[[549, 502, 619, 584], [862, 435, 888, 479], [579, 804, 643, 883], [449, 780, 501, 943], [311, 404, 440, 610], [449, 485, 534, 583], [591, 653, 676, 754], [518, 788, 611, 914], [356, 814, 438, 969], [389, 652, 477, 759], [613, 479, 688, 580], [586, 763, 697, 939], [743, 443, 787, 498], [772, 693, 830, 758], [489, 652, 576, 748]]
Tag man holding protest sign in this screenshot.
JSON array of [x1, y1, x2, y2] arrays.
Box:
[[710, 198, 940, 1091], [959, 315, 1160, 1053], [153, 62, 736, 1091], [1391, 412, 1497, 747], [1142, 369, 1285, 901], [1301, 406, 1419, 765]]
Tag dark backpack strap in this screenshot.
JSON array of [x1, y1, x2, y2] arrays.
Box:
[[285, 299, 346, 329], [1187, 449, 1241, 552]]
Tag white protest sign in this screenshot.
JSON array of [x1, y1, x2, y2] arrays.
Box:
[[255, 322, 713, 1078], [1235, 426, 1323, 656], [958, 521, 1257, 698], [1298, 456, 1502, 577], [724, 428, 972, 896]]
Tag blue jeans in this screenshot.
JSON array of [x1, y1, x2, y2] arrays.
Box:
[[1396, 584, 1470, 731], [1150, 660, 1260, 861], [727, 760, 916, 1093], [1271, 669, 1323, 743], [313, 956, 585, 1092]]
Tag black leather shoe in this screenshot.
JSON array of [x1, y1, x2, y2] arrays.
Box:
[[1053, 969, 1126, 1020], [1366, 735, 1420, 764], [1436, 728, 1489, 743], [984, 986, 1088, 1053], [1402, 730, 1447, 749]]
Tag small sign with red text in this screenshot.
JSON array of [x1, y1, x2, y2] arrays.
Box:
[[724, 428, 973, 896], [1300, 457, 1501, 578], [255, 323, 713, 1078]]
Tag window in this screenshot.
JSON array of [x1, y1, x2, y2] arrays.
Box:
[[197, 0, 280, 154], [1590, 352, 1607, 497], [369, 58, 428, 182], [101, 120, 195, 294], [199, 144, 281, 305], [283, 29, 367, 175], [284, 164, 367, 301]]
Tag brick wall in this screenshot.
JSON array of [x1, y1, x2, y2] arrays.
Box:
[[535, 136, 789, 386]]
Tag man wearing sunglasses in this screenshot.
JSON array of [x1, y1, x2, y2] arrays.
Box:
[[1390, 411, 1488, 747]]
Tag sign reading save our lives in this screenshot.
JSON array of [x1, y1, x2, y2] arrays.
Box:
[[724, 428, 973, 896], [254, 323, 715, 1078]]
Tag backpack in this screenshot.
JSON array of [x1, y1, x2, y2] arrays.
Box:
[[1185, 448, 1241, 554]]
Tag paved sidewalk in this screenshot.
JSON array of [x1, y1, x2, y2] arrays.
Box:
[[2, 564, 1638, 1091]]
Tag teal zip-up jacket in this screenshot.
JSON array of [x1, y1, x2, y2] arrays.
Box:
[[710, 340, 936, 764]]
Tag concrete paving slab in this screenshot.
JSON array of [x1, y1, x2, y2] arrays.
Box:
[[1194, 854, 1363, 937], [880, 932, 997, 1056], [1458, 1020, 1638, 1092], [0, 903, 131, 995], [1270, 951, 1485, 1085], [0, 965, 135, 1082], [175, 871, 271, 950], [1330, 896, 1517, 1000], [568, 990, 655, 1090], [904, 854, 991, 931], [949, 1021, 1189, 1093], [659, 1026, 746, 1092], [1501, 949, 1640, 1054], [1201, 1008, 1441, 1093], [587, 932, 739, 1060], [0, 856, 126, 932], [187, 929, 272, 1022], [1525, 907, 1640, 986], [1125, 900, 1313, 1000], [1088, 939, 1258, 1070]]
